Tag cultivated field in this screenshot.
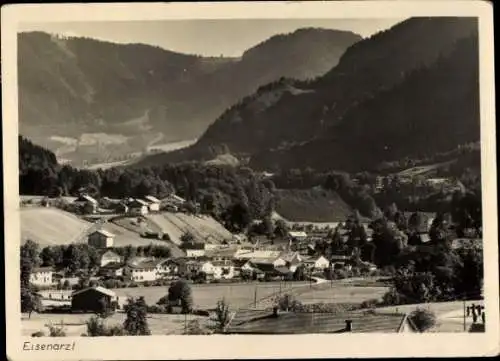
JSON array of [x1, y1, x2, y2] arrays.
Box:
[[114, 281, 311, 310], [21, 208, 91, 246], [99, 222, 168, 248], [21, 312, 210, 336], [146, 213, 232, 245]]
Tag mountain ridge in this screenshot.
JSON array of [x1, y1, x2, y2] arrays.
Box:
[[18, 28, 361, 165], [137, 17, 480, 173]]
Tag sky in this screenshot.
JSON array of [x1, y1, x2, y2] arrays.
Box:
[[19, 18, 406, 57]]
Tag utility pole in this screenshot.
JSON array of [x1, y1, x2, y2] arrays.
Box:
[[184, 313, 187, 334], [463, 297, 467, 332], [254, 285, 257, 308]]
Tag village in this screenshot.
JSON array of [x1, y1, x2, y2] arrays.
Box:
[[20, 188, 485, 336]]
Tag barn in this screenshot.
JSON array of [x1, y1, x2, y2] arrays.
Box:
[[88, 229, 115, 249], [71, 286, 116, 313]]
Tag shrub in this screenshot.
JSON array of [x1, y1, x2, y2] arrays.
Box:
[[31, 331, 45, 337], [143, 281, 153, 287], [86, 315, 127, 336], [276, 294, 302, 312], [409, 308, 437, 332], [123, 297, 151, 335], [469, 323, 485, 332], [333, 269, 348, 280], [47, 323, 66, 337]]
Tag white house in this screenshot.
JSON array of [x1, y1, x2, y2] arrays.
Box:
[[30, 267, 54, 287], [128, 199, 149, 216], [88, 229, 115, 249], [145, 195, 161, 212], [100, 250, 122, 267], [184, 243, 212, 258], [303, 255, 330, 271], [212, 260, 235, 279], [124, 258, 170, 282]]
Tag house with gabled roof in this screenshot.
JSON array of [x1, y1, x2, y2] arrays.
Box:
[[88, 229, 115, 249], [302, 255, 330, 271], [225, 309, 419, 334], [71, 286, 116, 313], [99, 250, 122, 267], [75, 194, 98, 214], [128, 199, 149, 215], [144, 195, 161, 212]]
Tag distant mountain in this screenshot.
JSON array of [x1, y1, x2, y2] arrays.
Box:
[[18, 29, 361, 165], [141, 17, 480, 173]]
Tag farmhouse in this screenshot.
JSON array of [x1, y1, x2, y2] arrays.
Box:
[[98, 262, 125, 278], [163, 203, 178, 212], [88, 229, 115, 249], [30, 266, 54, 287], [128, 199, 149, 215], [183, 243, 207, 258], [225, 310, 419, 334], [71, 286, 116, 313], [123, 258, 169, 282], [145, 195, 161, 212], [75, 194, 98, 214], [99, 250, 122, 267]]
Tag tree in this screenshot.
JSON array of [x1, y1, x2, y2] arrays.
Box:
[[212, 299, 231, 332], [168, 280, 193, 314], [123, 297, 151, 335], [224, 202, 251, 232], [180, 231, 196, 247], [293, 264, 306, 281], [20, 240, 41, 287], [274, 219, 289, 239], [21, 288, 43, 318]]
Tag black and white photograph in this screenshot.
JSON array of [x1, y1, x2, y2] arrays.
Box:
[[2, 1, 498, 360]]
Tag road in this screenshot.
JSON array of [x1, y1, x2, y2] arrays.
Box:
[[376, 299, 485, 332]]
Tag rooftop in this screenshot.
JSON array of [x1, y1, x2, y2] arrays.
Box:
[[145, 195, 161, 203], [72, 286, 116, 298], [226, 310, 416, 334], [92, 229, 115, 238]]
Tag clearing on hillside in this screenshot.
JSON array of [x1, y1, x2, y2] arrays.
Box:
[[275, 188, 354, 223], [146, 212, 232, 245], [21, 208, 91, 246]]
